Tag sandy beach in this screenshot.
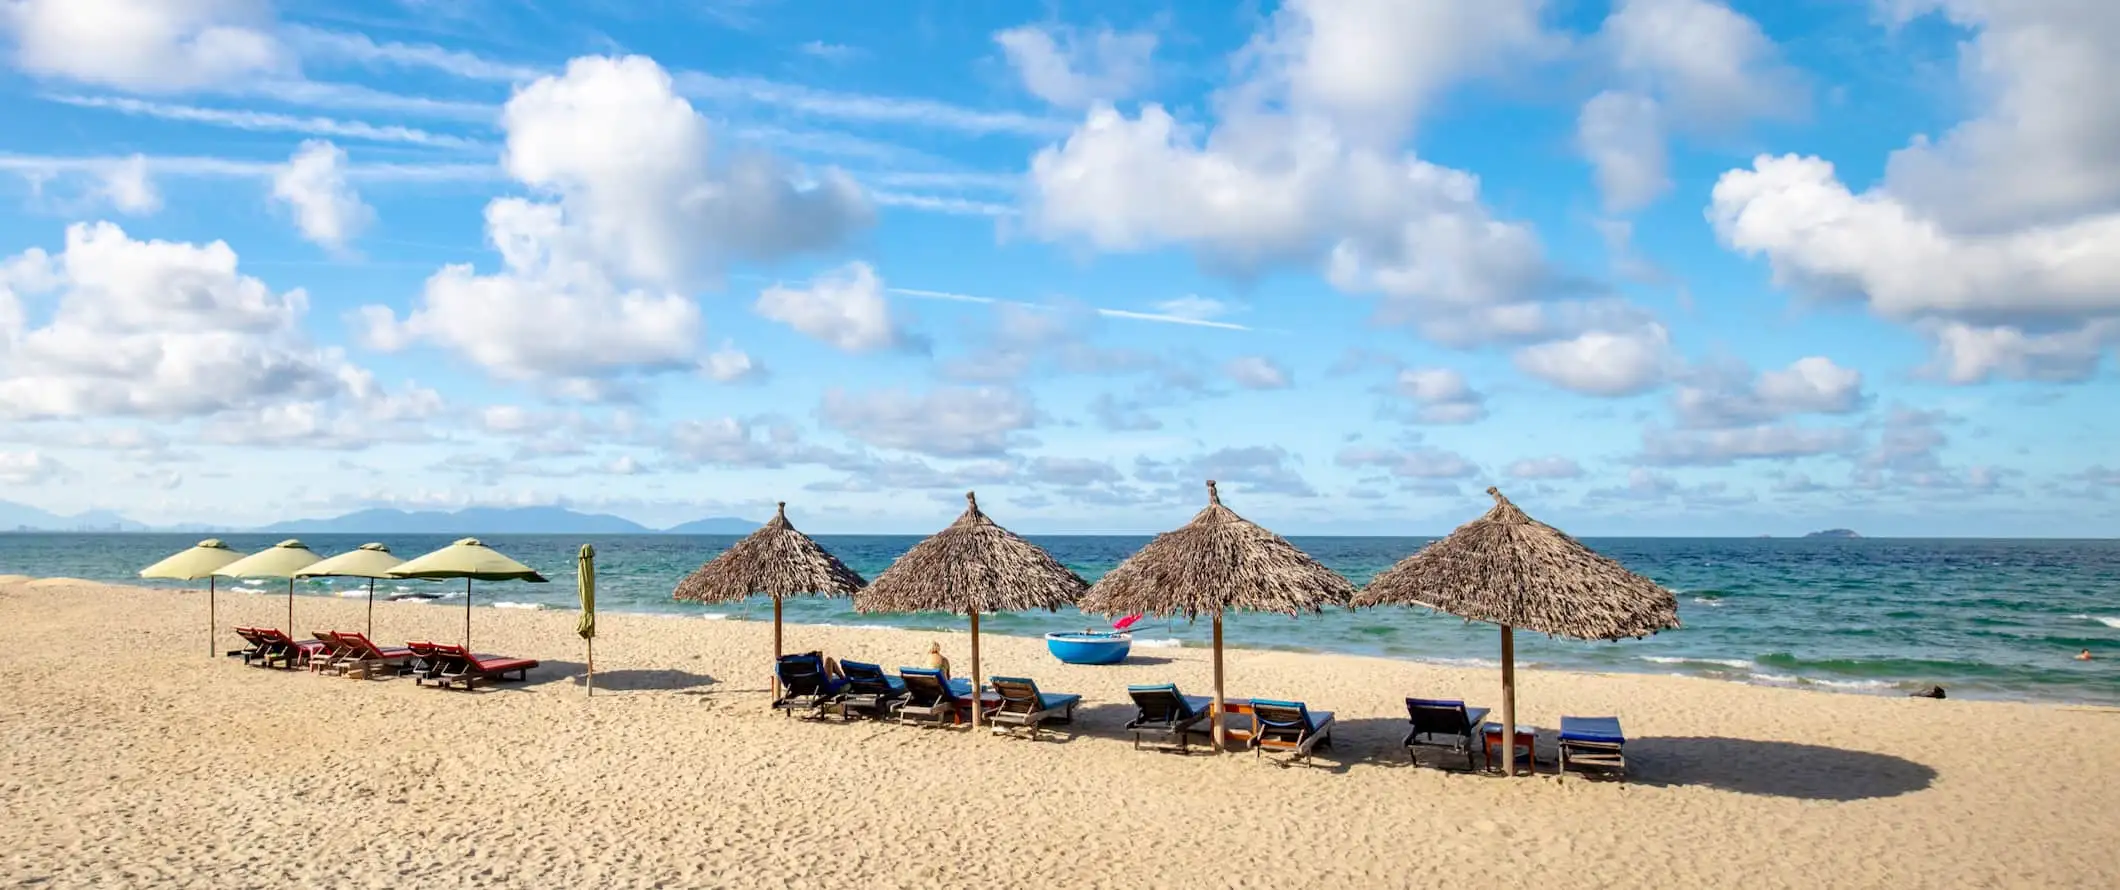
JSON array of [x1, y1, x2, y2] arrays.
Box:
[[4, 579, 2116, 888]]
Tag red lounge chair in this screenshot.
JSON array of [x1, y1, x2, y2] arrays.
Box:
[[306, 631, 352, 673], [329, 632, 414, 679], [229, 627, 271, 663], [416, 643, 538, 690], [250, 629, 325, 670]]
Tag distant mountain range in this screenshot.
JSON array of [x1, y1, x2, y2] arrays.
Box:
[[0, 500, 757, 535]]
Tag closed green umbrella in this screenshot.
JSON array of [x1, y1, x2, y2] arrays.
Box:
[[388, 538, 548, 651], [213, 539, 324, 638], [578, 544, 597, 697], [294, 543, 404, 640], [140, 539, 244, 657]]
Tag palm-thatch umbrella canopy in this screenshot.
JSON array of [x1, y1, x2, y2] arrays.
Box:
[[213, 539, 323, 639], [1353, 486, 1679, 775], [388, 538, 548, 651], [140, 539, 243, 657], [294, 543, 403, 640], [855, 491, 1088, 727], [673, 502, 866, 699], [1080, 480, 1356, 751]]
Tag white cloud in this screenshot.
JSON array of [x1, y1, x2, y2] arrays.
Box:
[[358, 199, 702, 384], [0, 222, 371, 420], [283, 26, 544, 82], [1, 0, 288, 91], [1577, 90, 1669, 213], [1153, 295, 1233, 320], [500, 55, 870, 288], [48, 95, 483, 149], [0, 449, 66, 484], [818, 386, 1036, 457], [994, 23, 1156, 108], [271, 140, 373, 250], [360, 55, 874, 386], [754, 261, 917, 353], [1710, 153, 2120, 380], [97, 154, 160, 215], [1223, 355, 1290, 390], [1582, 0, 1799, 212], [701, 341, 765, 383], [1391, 367, 1488, 424], [1672, 356, 1865, 427], [1513, 324, 1675, 396], [1335, 445, 1480, 479], [675, 70, 1066, 138], [1507, 455, 1583, 479], [1876, 1, 2120, 233], [1640, 423, 1859, 466]]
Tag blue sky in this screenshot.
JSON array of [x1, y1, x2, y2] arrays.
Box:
[[1, 0, 2116, 537]]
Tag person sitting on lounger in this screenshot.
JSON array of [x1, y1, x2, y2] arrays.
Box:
[[925, 641, 951, 681]]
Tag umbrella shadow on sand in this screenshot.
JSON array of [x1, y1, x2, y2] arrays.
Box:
[[1621, 736, 1937, 800], [523, 661, 720, 693]]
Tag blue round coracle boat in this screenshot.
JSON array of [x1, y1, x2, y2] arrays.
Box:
[[1045, 631, 1132, 665]]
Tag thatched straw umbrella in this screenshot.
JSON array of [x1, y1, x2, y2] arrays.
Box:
[[854, 492, 1087, 728], [672, 502, 866, 700], [1079, 480, 1356, 751], [1353, 487, 1679, 775]]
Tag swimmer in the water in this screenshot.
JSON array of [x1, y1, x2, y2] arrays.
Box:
[[2078, 649, 2094, 661]]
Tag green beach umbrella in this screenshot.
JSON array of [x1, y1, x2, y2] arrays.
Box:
[[213, 539, 324, 638], [294, 543, 403, 640], [578, 544, 597, 696], [140, 539, 244, 657], [388, 538, 548, 651]]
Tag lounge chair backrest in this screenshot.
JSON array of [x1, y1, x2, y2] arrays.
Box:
[[897, 668, 953, 705], [338, 631, 382, 658], [1127, 684, 1195, 722], [1406, 698, 1475, 735], [839, 660, 893, 695], [777, 653, 829, 696], [1251, 699, 1313, 742], [988, 677, 1041, 714]]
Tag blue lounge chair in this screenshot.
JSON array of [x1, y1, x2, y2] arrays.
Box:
[[835, 660, 907, 720], [895, 667, 971, 727], [1403, 698, 1491, 771], [1249, 699, 1334, 762], [1558, 716, 1627, 778], [772, 652, 845, 719], [987, 676, 1083, 740], [1124, 684, 1213, 752]]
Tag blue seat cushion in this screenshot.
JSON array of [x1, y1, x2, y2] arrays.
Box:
[[1560, 716, 1625, 744], [1037, 693, 1082, 710]]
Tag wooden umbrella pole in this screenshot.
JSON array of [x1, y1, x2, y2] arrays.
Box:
[[1500, 624, 1518, 777], [1211, 611, 1226, 753], [285, 579, 294, 635], [969, 611, 983, 728], [463, 578, 473, 649], [772, 596, 784, 702], [366, 579, 375, 639], [587, 637, 594, 698], [208, 577, 217, 658]]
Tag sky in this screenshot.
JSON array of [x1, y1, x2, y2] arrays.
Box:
[[0, 0, 2116, 537]]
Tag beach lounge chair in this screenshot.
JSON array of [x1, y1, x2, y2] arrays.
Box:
[[249, 629, 324, 670], [229, 627, 271, 663], [1403, 698, 1492, 771], [1249, 699, 1335, 762], [329, 632, 414, 680], [417, 643, 539, 690], [305, 632, 351, 673], [987, 676, 1082, 740], [834, 660, 907, 720], [1124, 684, 1214, 752], [403, 641, 447, 682], [771, 652, 845, 718], [1558, 716, 1628, 779], [895, 667, 971, 727]]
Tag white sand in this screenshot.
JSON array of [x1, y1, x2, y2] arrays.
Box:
[[4, 579, 2116, 888]]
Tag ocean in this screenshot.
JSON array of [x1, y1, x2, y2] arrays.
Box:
[[4, 533, 2116, 705]]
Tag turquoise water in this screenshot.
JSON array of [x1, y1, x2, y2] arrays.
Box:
[[4, 533, 2117, 705]]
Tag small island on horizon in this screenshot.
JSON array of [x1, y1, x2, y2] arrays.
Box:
[[1803, 528, 1863, 539]]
